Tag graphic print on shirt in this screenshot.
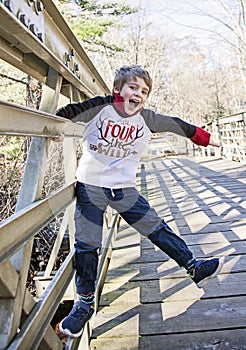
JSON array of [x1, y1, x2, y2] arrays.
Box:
[[90, 114, 145, 158]]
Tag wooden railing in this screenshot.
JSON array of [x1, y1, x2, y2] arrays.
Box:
[[193, 112, 246, 163], [0, 1, 119, 349]]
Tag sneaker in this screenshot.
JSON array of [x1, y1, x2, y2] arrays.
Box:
[[189, 257, 225, 288], [59, 301, 94, 337]]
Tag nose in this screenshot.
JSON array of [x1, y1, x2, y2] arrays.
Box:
[[134, 88, 142, 97]]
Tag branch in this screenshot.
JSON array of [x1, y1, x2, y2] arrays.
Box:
[[165, 1, 246, 53], [238, 0, 245, 27], [160, 12, 240, 53]]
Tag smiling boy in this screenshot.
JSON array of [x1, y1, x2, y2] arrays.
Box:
[[56, 65, 224, 337]]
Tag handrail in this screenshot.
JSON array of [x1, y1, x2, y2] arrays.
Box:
[[0, 100, 84, 137], [0, 182, 75, 265]]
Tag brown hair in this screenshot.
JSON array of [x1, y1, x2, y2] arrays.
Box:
[[113, 65, 152, 96]]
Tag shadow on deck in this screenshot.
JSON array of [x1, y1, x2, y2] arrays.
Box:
[[90, 156, 246, 350]]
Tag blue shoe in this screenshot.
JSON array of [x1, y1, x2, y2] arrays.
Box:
[[59, 301, 94, 337], [189, 257, 225, 288]]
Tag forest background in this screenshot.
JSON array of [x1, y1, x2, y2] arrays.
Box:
[[0, 0, 245, 288]]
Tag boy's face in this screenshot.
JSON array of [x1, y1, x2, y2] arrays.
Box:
[[114, 77, 149, 115]]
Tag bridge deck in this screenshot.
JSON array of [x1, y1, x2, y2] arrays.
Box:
[[90, 157, 246, 350]]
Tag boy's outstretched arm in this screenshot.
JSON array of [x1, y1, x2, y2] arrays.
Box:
[[142, 110, 219, 148]]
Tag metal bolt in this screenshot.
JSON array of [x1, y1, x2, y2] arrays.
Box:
[[27, 0, 35, 6], [37, 33, 43, 42], [36, 1, 44, 12], [4, 0, 14, 12], [19, 13, 27, 27], [34, 1, 44, 14], [65, 53, 71, 61], [29, 24, 36, 35]]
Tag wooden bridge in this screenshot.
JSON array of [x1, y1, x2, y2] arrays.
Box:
[[0, 1, 245, 350], [90, 156, 246, 350]]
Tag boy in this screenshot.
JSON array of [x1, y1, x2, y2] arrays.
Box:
[[56, 65, 224, 337]]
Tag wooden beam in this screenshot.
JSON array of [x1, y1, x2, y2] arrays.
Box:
[[0, 261, 19, 298], [0, 2, 110, 97], [0, 100, 85, 137], [7, 250, 75, 350], [22, 282, 63, 350], [0, 182, 75, 265]]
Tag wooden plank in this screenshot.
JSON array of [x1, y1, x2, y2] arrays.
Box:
[[99, 271, 246, 307], [176, 210, 246, 223], [189, 240, 246, 258], [90, 329, 246, 350], [112, 226, 141, 250], [90, 336, 139, 350], [106, 254, 246, 283], [92, 296, 246, 338], [179, 219, 246, 233], [139, 329, 246, 350], [181, 231, 245, 244], [109, 240, 246, 267]]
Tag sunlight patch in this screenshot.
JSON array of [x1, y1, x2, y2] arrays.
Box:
[[210, 202, 231, 216], [161, 298, 200, 322]]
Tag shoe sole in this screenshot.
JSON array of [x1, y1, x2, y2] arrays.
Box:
[[197, 256, 225, 289], [59, 321, 84, 338]]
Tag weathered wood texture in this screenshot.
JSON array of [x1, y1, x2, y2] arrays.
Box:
[[90, 157, 246, 350]]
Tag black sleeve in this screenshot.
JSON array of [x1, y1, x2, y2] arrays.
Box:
[[141, 109, 196, 138], [56, 95, 113, 123]]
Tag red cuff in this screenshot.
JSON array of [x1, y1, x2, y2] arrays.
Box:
[[190, 126, 210, 146]]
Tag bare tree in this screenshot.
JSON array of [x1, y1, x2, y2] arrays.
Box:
[[208, 0, 246, 91], [174, 0, 246, 92]]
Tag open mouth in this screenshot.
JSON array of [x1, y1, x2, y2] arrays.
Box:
[[129, 99, 140, 107]]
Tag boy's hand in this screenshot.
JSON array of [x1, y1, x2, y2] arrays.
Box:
[[209, 138, 220, 147]]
